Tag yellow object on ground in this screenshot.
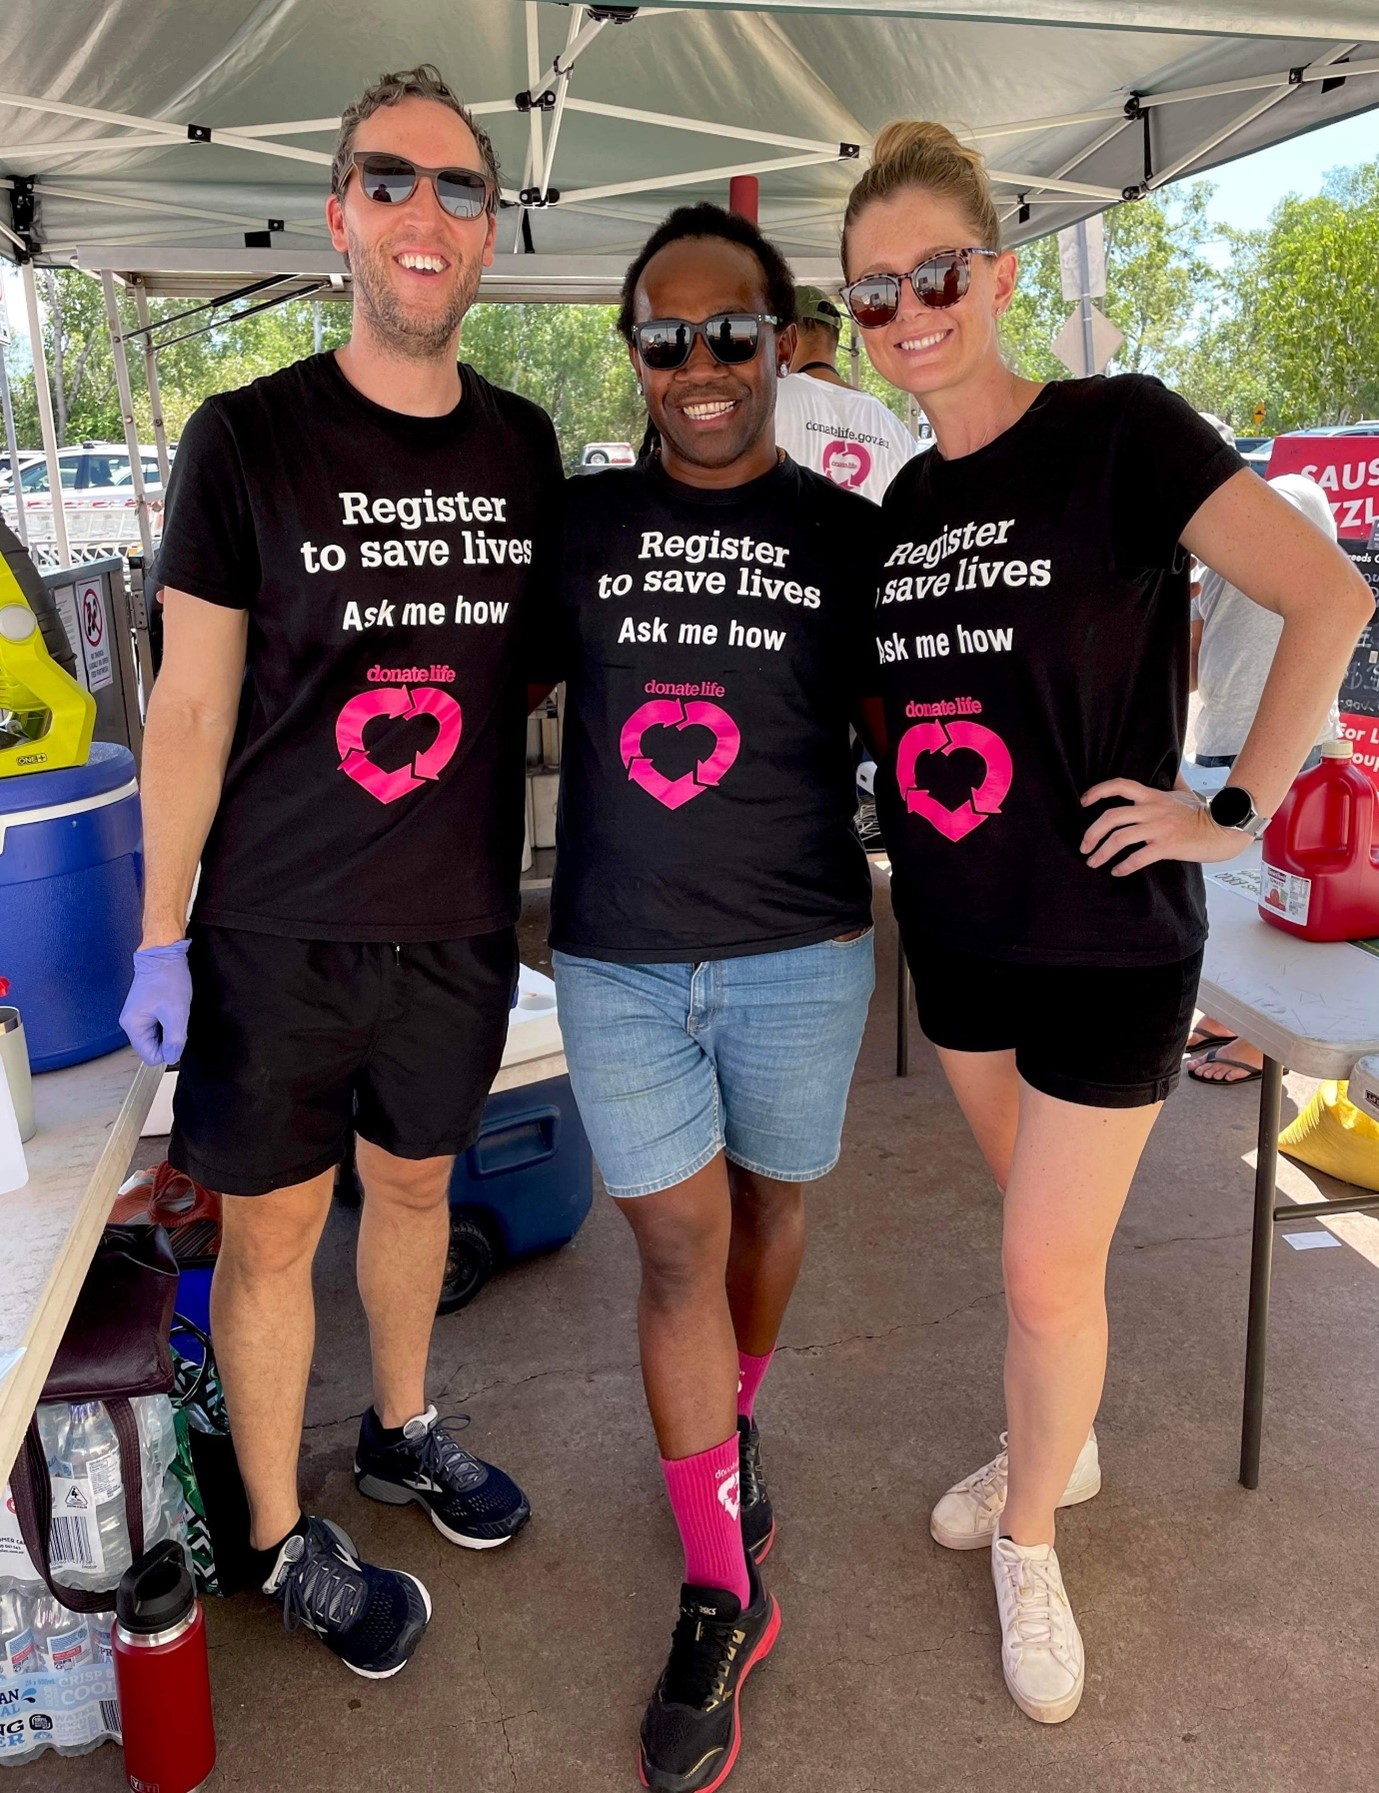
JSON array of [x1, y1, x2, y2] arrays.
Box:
[[1279, 1081, 1379, 1192], [0, 552, 95, 777]]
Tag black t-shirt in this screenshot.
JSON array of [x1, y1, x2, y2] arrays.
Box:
[[870, 374, 1243, 966], [548, 456, 875, 962], [156, 353, 562, 941]]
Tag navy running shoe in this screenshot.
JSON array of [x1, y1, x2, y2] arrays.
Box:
[[737, 1416, 774, 1566], [354, 1405, 531, 1548], [263, 1515, 431, 1679], [638, 1552, 781, 1793]]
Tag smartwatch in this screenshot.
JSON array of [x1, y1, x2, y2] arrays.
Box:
[[1207, 783, 1269, 838]]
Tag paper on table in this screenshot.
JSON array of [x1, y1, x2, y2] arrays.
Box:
[[1206, 862, 1379, 955], [0, 1066, 27, 1194], [0, 1347, 25, 1391]]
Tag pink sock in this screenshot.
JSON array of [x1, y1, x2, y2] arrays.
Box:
[[737, 1349, 774, 1422], [661, 1436, 750, 1605]]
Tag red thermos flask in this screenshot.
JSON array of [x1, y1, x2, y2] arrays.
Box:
[[113, 1540, 217, 1793]]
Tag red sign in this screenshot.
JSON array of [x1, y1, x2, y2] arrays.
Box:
[[1339, 541, 1379, 791], [1266, 434, 1379, 539]]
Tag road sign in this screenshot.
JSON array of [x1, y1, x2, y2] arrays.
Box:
[[1252, 401, 1267, 430], [1057, 216, 1105, 301], [1051, 303, 1123, 376]]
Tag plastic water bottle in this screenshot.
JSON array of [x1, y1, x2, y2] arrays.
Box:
[[0, 1405, 70, 1598], [0, 1588, 43, 1766], [57, 1404, 130, 1591]]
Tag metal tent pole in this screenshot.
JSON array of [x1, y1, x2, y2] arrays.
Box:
[[132, 283, 171, 487], [99, 271, 156, 561], [0, 336, 29, 548], [19, 261, 70, 568]]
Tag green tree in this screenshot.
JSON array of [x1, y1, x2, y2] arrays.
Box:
[[1001, 185, 1220, 386]]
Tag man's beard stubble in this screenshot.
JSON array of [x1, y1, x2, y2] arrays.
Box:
[[347, 229, 483, 362]]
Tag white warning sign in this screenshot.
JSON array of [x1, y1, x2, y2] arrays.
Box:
[[76, 577, 113, 693]]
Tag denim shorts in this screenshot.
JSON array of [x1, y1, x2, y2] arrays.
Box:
[[552, 932, 876, 1198]]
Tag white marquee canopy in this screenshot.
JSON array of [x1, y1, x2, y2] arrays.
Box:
[[1, 2, 1376, 563], [1, 1, 1377, 300]]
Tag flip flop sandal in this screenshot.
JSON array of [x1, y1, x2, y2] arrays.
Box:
[[1188, 1047, 1263, 1088], [1185, 1027, 1238, 1055]]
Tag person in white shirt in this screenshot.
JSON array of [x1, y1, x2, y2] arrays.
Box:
[[773, 285, 922, 502]]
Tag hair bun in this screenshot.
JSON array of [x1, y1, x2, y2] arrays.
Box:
[[870, 119, 984, 176]]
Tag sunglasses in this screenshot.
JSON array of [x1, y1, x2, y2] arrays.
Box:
[[841, 248, 999, 329], [340, 151, 495, 220], [632, 313, 780, 372]]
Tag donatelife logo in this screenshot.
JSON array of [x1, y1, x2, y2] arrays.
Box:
[[619, 698, 741, 810], [895, 718, 1012, 841], [335, 686, 462, 804]]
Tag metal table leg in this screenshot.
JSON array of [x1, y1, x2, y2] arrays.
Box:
[[1240, 1055, 1284, 1489], [896, 940, 911, 1078]]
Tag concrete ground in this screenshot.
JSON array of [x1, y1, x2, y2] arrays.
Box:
[[28, 872, 1379, 1793]]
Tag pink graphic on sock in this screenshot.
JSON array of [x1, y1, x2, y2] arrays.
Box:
[[619, 697, 741, 810], [661, 1435, 750, 1603], [895, 717, 1012, 842], [737, 1349, 774, 1422], [335, 684, 463, 805]]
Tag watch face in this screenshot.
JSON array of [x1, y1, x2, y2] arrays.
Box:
[[1210, 785, 1254, 830]]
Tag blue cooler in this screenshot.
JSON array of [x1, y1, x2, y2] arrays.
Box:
[[0, 741, 143, 1070], [441, 1073, 594, 1311]]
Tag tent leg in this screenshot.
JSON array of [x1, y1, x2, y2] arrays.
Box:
[[99, 272, 155, 562], [0, 339, 29, 548], [19, 262, 71, 569], [132, 283, 171, 487]]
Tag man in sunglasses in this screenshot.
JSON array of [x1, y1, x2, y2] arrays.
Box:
[[773, 284, 923, 502], [121, 65, 561, 1678], [533, 204, 876, 1792]]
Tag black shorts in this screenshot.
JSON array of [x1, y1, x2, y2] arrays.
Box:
[[169, 925, 518, 1196], [897, 922, 1203, 1110]]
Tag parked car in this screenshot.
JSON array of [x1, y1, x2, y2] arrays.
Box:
[[2, 441, 171, 546], [579, 440, 635, 467]]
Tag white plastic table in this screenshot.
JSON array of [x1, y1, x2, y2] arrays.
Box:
[[1197, 848, 1379, 1487]]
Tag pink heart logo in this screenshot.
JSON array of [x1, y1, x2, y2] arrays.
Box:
[[619, 698, 741, 810], [895, 718, 1012, 842], [335, 685, 463, 805]]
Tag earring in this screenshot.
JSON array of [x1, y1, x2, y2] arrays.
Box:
[[778, 364, 787, 377]]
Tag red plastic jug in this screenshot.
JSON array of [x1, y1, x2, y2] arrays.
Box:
[[1259, 740, 1379, 941]]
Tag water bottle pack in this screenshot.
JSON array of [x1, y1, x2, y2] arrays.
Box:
[[0, 1594, 121, 1765], [0, 1396, 186, 1767]]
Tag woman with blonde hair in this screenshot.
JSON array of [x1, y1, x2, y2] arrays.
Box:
[[843, 121, 1373, 1723]]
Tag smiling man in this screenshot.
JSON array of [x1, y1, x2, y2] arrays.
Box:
[[536, 205, 877, 1792], [120, 67, 561, 1677]]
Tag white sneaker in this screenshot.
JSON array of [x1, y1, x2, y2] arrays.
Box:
[[930, 1429, 1101, 1550], [991, 1535, 1085, 1724]]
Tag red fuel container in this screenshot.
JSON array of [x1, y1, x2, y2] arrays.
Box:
[[1259, 740, 1379, 942]]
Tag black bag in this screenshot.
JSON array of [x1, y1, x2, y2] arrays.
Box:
[[10, 1224, 178, 1612]]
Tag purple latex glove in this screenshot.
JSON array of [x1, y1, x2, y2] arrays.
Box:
[[119, 940, 193, 1067]]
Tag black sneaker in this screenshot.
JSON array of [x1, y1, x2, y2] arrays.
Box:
[[263, 1515, 431, 1679], [354, 1404, 531, 1548], [638, 1553, 781, 1793], [737, 1415, 774, 1566]]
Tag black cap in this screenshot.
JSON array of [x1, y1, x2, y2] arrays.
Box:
[[116, 1540, 196, 1634]]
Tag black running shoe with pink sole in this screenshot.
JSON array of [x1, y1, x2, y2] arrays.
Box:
[[263, 1515, 431, 1679], [638, 1552, 781, 1793], [354, 1405, 530, 1548], [737, 1416, 774, 1566]]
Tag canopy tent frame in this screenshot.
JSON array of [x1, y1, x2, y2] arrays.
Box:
[[2, 0, 1377, 576]]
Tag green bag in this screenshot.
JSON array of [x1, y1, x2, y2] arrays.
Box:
[[169, 1317, 252, 1596]]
